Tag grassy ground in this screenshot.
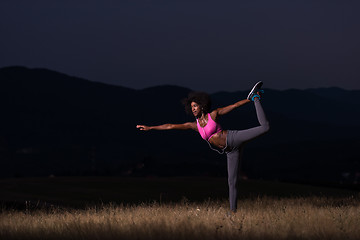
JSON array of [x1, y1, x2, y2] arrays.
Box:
[[1, 197, 360, 240], [0, 177, 359, 239]]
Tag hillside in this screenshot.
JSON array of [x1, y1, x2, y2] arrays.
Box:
[[0, 66, 359, 182]]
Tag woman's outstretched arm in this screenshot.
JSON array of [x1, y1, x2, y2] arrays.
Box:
[[136, 122, 197, 131], [215, 99, 251, 116]]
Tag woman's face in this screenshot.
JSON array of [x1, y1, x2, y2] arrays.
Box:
[[191, 102, 202, 117]]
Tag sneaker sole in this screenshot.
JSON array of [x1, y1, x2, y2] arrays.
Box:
[[247, 81, 263, 100]]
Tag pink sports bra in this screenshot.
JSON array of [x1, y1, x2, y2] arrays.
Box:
[[196, 113, 223, 141]]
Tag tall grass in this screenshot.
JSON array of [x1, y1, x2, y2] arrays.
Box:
[[1, 196, 360, 240]]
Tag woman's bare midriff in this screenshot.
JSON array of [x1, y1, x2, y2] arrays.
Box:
[[208, 130, 228, 149]]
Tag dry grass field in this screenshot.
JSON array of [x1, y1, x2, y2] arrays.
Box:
[[0, 177, 359, 239], [1, 197, 360, 240]]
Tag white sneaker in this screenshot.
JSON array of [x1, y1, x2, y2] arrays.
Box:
[[247, 81, 263, 100]]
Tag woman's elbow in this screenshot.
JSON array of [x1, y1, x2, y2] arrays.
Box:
[[166, 124, 175, 130]]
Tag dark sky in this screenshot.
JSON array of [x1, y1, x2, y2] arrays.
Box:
[[1, 0, 359, 92]]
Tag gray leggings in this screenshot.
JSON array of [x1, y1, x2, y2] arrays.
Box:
[[225, 99, 270, 211]]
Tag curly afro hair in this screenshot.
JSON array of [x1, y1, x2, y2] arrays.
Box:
[[182, 91, 212, 115]]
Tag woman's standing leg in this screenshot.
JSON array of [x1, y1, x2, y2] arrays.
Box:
[[226, 146, 244, 212]]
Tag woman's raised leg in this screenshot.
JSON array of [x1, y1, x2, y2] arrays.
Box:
[[227, 99, 270, 146]]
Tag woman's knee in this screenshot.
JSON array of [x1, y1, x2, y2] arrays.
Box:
[[262, 121, 270, 133], [228, 177, 237, 188]]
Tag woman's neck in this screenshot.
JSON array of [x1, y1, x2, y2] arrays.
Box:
[[197, 112, 208, 122]]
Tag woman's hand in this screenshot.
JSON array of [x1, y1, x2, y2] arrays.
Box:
[[136, 125, 151, 131]]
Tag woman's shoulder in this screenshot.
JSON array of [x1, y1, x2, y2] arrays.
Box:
[[209, 110, 219, 122]]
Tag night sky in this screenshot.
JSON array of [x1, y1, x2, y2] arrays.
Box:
[[1, 0, 359, 92]]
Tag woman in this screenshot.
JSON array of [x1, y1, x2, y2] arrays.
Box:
[[136, 81, 270, 213]]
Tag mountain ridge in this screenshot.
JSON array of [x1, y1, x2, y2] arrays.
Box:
[[0, 66, 359, 181]]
